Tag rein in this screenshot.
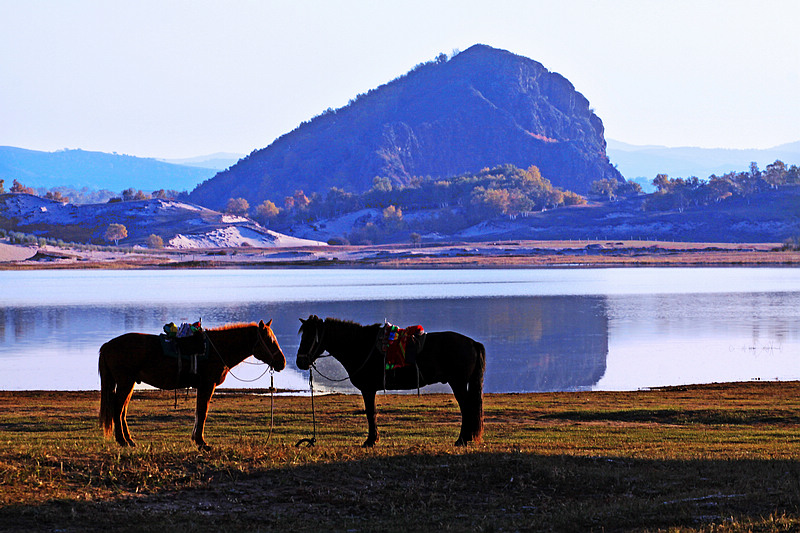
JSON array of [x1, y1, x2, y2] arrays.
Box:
[[295, 369, 317, 447], [296, 323, 381, 447], [305, 325, 381, 382], [205, 328, 279, 442], [205, 327, 279, 382]]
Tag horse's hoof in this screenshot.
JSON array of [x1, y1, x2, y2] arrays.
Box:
[[455, 438, 469, 447], [362, 440, 376, 448], [198, 443, 212, 452]]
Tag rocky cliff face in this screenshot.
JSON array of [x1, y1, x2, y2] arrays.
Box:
[[190, 44, 622, 210]]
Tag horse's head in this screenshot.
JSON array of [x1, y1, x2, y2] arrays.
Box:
[[296, 315, 325, 370], [253, 319, 286, 371]]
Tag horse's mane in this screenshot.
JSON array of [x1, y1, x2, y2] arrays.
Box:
[[207, 322, 258, 332], [321, 317, 380, 345], [324, 317, 379, 330]]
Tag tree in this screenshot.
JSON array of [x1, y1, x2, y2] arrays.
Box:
[[104, 223, 128, 245], [324, 187, 355, 216], [44, 191, 70, 203], [590, 178, 620, 201], [562, 190, 587, 206], [225, 197, 250, 215], [255, 200, 280, 222], [472, 187, 511, 215], [764, 160, 787, 189], [147, 234, 164, 249], [371, 176, 393, 193], [0, 179, 4, 194], [652, 174, 671, 193], [292, 190, 310, 210], [382, 205, 404, 231], [11, 179, 35, 195], [152, 189, 181, 200]]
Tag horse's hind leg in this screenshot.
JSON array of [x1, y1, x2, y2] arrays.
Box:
[[451, 382, 472, 446], [115, 379, 136, 447]]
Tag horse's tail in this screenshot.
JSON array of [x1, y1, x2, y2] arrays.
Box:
[[468, 340, 485, 442], [98, 343, 115, 439]]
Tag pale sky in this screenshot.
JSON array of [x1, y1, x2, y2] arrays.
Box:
[[2, 0, 798, 159]]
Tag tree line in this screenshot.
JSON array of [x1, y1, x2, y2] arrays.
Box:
[[643, 160, 800, 212], [223, 164, 593, 243]]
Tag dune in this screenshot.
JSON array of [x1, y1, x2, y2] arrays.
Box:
[[0, 242, 37, 262]]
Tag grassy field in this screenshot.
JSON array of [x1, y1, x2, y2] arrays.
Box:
[[1, 382, 799, 532]]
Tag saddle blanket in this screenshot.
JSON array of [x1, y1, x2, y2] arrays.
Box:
[[382, 323, 425, 370]]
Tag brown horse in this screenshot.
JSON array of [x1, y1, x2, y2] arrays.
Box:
[[99, 320, 285, 450], [296, 315, 485, 447]]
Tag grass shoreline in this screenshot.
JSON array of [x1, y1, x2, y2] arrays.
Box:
[[1, 382, 798, 531]]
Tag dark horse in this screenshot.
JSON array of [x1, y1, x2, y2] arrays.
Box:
[[99, 320, 286, 450], [296, 315, 485, 447]]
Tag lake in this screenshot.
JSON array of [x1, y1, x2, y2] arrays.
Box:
[[1, 268, 798, 392]]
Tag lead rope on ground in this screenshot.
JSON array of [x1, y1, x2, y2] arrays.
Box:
[[295, 367, 317, 447]]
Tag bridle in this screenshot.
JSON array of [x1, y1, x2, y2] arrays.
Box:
[[300, 322, 380, 382], [251, 326, 283, 368], [298, 321, 327, 367], [205, 325, 283, 375]]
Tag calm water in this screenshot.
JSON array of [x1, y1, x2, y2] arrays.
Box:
[[0, 268, 798, 392]]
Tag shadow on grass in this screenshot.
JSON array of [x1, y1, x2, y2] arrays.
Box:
[[2, 452, 798, 532], [541, 408, 800, 426]]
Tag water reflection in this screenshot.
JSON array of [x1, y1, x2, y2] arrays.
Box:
[[1, 268, 799, 392], [0, 297, 609, 392]]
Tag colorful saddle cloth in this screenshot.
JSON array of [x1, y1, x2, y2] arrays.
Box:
[[381, 323, 425, 370], [159, 321, 208, 373]]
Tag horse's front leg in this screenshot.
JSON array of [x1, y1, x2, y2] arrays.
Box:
[[192, 383, 216, 451], [361, 389, 379, 447]]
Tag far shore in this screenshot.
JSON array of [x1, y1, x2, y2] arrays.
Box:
[[2, 238, 800, 269]]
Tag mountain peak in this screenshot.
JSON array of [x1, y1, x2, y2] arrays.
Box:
[[190, 45, 621, 211]]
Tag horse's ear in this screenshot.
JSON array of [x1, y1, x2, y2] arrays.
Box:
[[258, 320, 265, 328], [299, 318, 306, 325], [266, 319, 273, 327]]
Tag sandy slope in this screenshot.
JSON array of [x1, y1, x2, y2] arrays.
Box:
[[0, 243, 36, 262]]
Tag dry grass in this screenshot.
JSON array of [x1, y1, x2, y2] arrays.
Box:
[[1, 383, 799, 532]]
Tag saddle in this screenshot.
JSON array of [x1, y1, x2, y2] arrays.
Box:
[[159, 321, 208, 374], [381, 322, 426, 370]]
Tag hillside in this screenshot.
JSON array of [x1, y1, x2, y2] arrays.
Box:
[[452, 186, 800, 243], [281, 184, 800, 245], [0, 146, 217, 192], [189, 44, 622, 211], [0, 193, 323, 248]]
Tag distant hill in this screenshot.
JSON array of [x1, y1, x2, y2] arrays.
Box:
[[607, 140, 800, 182], [0, 146, 218, 192], [160, 153, 244, 171], [190, 44, 622, 211]]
